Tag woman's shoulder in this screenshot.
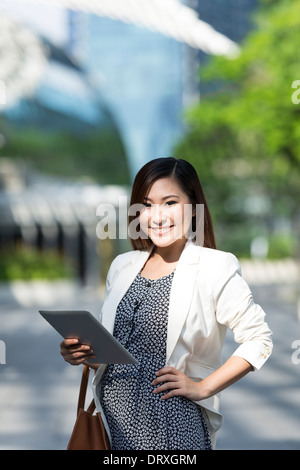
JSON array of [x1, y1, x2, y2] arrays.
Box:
[[109, 248, 149, 270], [110, 249, 135, 268], [198, 245, 241, 273], [195, 246, 243, 293]]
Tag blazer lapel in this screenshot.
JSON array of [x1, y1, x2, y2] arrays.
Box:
[[101, 248, 152, 334], [166, 240, 201, 363], [101, 240, 201, 363]]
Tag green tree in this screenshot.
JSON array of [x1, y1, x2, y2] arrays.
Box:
[[175, 0, 300, 258], [0, 122, 130, 185]]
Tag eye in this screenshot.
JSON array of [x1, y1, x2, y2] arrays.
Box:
[[165, 200, 177, 206], [143, 202, 152, 208]]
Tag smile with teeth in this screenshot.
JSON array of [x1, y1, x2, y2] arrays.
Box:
[[150, 225, 174, 233]]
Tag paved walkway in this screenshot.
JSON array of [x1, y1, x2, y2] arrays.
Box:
[[0, 281, 100, 450], [217, 282, 300, 450], [0, 260, 299, 450]]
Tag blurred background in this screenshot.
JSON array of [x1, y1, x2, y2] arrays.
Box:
[[0, 0, 299, 450]]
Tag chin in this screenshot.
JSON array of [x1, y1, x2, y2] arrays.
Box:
[[150, 233, 185, 248], [152, 239, 175, 248]]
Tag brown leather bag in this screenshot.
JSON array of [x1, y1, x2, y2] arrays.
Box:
[[67, 365, 110, 450]]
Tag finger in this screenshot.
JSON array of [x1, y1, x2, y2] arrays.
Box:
[[61, 348, 95, 364], [152, 373, 181, 386], [61, 343, 92, 356], [60, 339, 93, 352], [68, 357, 87, 366], [65, 349, 94, 359], [155, 366, 178, 376], [64, 352, 96, 366], [161, 389, 182, 400], [153, 381, 179, 394], [60, 338, 79, 347]]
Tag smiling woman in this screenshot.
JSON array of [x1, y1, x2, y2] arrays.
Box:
[[128, 157, 216, 252], [60, 157, 273, 451], [140, 179, 192, 244]]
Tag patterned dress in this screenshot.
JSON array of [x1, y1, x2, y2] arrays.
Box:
[[99, 270, 212, 450]]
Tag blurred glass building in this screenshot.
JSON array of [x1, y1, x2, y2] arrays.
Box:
[[0, 15, 130, 286], [66, 11, 188, 178], [0, 14, 130, 184], [0, 2, 245, 287], [196, 0, 257, 43], [0, 0, 241, 181], [195, 0, 257, 93], [65, 1, 249, 177]]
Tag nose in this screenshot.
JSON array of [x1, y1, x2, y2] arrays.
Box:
[[151, 204, 167, 226]]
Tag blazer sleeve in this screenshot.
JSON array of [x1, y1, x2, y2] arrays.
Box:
[[213, 252, 273, 370], [98, 255, 120, 322]]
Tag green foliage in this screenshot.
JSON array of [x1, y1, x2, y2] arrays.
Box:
[[175, 0, 300, 258], [0, 123, 130, 185], [267, 233, 297, 259], [0, 246, 73, 281]]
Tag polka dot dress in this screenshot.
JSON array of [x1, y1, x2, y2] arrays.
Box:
[[99, 269, 212, 450]]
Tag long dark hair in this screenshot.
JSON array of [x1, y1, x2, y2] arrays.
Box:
[[128, 157, 216, 251]]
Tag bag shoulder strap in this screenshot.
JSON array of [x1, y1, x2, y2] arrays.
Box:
[[77, 365, 90, 415], [77, 365, 97, 416]]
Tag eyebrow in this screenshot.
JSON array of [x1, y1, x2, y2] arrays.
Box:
[[143, 195, 180, 201]]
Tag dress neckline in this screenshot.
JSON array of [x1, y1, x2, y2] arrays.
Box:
[[138, 269, 175, 282]]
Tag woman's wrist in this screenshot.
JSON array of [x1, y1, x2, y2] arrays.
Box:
[[195, 380, 213, 401], [195, 356, 253, 401]]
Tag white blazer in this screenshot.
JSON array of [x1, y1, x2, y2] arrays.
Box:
[[92, 239, 273, 443]]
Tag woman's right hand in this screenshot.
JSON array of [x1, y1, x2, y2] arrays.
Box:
[[60, 338, 96, 366]]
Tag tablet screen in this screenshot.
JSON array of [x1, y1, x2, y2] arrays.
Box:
[[39, 309, 138, 364]]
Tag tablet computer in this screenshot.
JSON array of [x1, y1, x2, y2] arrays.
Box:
[[39, 309, 138, 364]]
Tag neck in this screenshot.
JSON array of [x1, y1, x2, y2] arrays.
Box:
[[151, 238, 188, 263]]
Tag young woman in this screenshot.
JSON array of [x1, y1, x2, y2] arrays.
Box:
[[60, 157, 273, 450]]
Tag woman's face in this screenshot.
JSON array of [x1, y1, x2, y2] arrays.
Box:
[[139, 177, 194, 248]]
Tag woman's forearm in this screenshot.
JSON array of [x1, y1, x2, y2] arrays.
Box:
[[199, 356, 254, 399], [152, 356, 254, 402]]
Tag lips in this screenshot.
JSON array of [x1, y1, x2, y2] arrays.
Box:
[[150, 225, 174, 234]]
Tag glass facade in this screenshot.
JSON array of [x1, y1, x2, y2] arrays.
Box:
[[0, 37, 130, 184], [196, 0, 257, 43], [0, 28, 131, 285], [67, 11, 186, 178]]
